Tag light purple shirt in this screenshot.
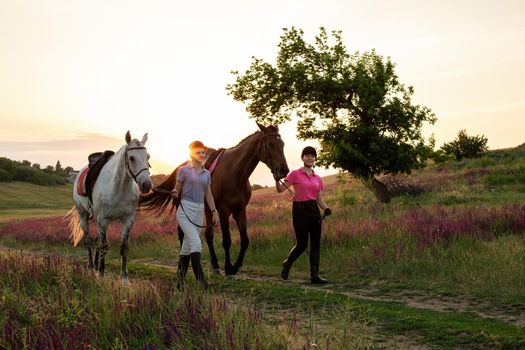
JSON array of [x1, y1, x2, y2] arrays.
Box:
[[177, 162, 211, 204]]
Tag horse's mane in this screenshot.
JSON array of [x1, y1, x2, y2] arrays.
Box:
[[230, 126, 278, 149], [233, 131, 259, 148]]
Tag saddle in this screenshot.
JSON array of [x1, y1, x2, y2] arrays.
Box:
[[76, 150, 115, 203]]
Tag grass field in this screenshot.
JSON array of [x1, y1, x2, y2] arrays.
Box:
[[0, 182, 72, 223], [1, 145, 525, 348]]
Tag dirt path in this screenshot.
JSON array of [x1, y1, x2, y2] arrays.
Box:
[[123, 256, 525, 328], [2, 245, 524, 328], [229, 272, 525, 328]]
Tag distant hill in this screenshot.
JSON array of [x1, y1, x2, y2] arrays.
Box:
[[0, 182, 72, 210]]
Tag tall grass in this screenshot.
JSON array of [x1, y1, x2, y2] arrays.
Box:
[[0, 252, 288, 349]]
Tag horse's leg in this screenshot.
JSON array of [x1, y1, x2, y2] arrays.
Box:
[[79, 210, 94, 269], [120, 216, 134, 285], [204, 210, 221, 274], [177, 226, 184, 247], [96, 221, 109, 276], [220, 212, 234, 276], [231, 209, 249, 275]]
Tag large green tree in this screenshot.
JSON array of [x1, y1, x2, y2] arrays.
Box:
[[227, 27, 436, 202]]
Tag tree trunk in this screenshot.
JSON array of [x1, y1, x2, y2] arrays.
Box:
[[365, 176, 391, 203]]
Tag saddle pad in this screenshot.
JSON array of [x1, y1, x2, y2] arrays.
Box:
[[76, 167, 90, 197]]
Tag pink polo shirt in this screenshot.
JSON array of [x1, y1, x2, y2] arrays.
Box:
[[285, 168, 324, 202]]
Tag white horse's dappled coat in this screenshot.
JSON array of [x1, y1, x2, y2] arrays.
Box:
[[67, 131, 152, 284]]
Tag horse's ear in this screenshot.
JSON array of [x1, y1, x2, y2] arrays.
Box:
[[125, 131, 131, 144], [256, 121, 266, 132], [141, 133, 148, 145]]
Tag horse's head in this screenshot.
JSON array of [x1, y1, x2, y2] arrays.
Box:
[[125, 131, 152, 194], [256, 122, 290, 180]]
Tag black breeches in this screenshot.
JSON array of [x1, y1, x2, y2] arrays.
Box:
[[287, 200, 322, 264]]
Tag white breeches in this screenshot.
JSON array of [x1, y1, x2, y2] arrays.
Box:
[[176, 199, 204, 255]]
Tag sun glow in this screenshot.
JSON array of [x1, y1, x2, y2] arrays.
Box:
[[1, 1, 524, 185]]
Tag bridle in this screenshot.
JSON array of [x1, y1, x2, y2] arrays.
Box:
[[125, 146, 151, 183], [260, 132, 283, 179]]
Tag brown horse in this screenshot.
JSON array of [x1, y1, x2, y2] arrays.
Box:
[[140, 122, 289, 275]]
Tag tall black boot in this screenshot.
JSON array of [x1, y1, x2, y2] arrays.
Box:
[[281, 259, 292, 280], [281, 245, 306, 280], [176, 255, 191, 290], [190, 252, 208, 290], [310, 249, 328, 284]]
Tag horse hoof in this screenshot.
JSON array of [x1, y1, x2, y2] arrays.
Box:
[[121, 277, 131, 286], [213, 268, 222, 275]]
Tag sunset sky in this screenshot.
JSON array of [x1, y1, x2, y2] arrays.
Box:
[[1, 0, 524, 186]]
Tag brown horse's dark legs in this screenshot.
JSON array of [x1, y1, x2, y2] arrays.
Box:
[[205, 225, 220, 273], [203, 210, 220, 272], [220, 213, 235, 275], [232, 209, 249, 274], [177, 226, 184, 247]]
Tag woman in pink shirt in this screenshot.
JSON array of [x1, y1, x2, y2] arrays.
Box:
[[276, 146, 332, 284]]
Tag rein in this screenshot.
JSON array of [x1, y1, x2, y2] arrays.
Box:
[[151, 187, 215, 229], [260, 132, 280, 176]]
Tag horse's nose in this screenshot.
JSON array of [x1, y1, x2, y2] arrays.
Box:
[[278, 166, 289, 179], [141, 180, 152, 194]]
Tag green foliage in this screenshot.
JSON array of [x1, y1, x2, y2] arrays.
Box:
[[0, 157, 67, 186], [227, 27, 436, 180], [441, 129, 488, 161], [430, 149, 456, 163]]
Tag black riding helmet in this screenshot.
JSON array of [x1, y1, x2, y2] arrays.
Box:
[[301, 146, 317, 158]]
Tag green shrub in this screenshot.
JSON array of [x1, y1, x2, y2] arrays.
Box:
[[441, 129, 488, 161]]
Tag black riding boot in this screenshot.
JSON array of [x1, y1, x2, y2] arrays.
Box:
[[281, 259, 292, 280], [176, 255, 191, 290], [310, 249, 328, 284], [190, 252, 208, 290]]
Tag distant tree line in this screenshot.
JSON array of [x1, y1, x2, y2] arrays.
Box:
[[0, 157, 73, 186]]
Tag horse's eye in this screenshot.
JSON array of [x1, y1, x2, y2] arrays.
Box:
[[129, 156, 135, 162]]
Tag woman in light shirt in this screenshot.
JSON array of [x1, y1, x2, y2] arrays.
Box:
[[276, 146, 332, 284], [171, 141, 219, 289]]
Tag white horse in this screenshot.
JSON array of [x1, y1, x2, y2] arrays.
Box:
[[67, 131, 152, 284]]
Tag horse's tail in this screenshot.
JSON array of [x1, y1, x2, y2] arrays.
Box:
[[65, 206, 83, 247], [140, 167, 180, 214]]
